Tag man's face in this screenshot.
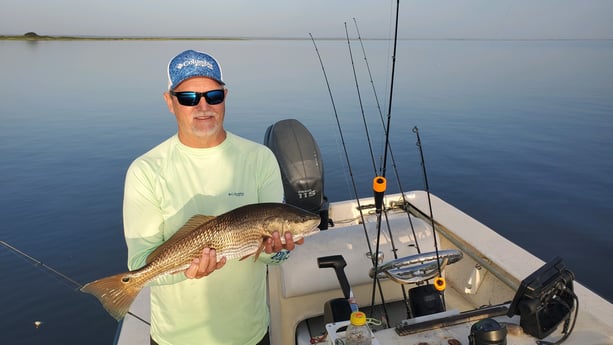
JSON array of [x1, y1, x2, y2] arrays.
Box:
[[164, 77, 228, 148]]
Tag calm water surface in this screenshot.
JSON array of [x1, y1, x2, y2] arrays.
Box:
[[0, 39, 612, 345]]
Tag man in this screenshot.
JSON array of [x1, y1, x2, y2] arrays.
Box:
[[123, 49, 299, 345]]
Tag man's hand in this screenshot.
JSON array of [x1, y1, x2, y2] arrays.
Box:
[[185, 248, 227, 279], [264, 231, 305, 254]]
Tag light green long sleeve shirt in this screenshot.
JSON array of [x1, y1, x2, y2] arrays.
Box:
[[123, 132, 284, 345]]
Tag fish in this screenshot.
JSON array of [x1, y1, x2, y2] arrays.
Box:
[[80, 202, 321, 320]]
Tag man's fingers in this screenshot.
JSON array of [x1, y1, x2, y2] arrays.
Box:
[[283, 232, 295, 251], [263, 236, 274, 254], [263, 231, 305, 253], [185, 259, 200, 279], [202, 248, 217, 274], [185, 248, 225, 279], [216, 256, 227, 270]]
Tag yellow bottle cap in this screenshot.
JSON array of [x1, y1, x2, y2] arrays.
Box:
[[350, 311, 367, 326]]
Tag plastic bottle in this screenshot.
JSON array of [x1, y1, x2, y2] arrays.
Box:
[[345, 311, 372, 345]]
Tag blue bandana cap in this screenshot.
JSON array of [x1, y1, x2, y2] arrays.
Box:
[[167, 50, 225, 90]]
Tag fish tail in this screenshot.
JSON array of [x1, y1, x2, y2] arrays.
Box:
[[81, 272, 143, 320]]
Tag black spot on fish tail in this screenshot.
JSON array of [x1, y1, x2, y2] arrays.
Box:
[[81, 272, 143, 320]]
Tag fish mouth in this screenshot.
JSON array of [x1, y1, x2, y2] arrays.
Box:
[[301, 219, 323, 237], [278, 220, 321, 243]]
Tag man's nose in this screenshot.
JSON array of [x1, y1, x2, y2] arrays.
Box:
[[195, 97, 213, 109]]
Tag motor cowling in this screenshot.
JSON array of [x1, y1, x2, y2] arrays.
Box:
[[264, 119, 326, 217]]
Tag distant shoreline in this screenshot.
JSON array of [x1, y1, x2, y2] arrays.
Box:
[[2, 35, 611, 41], [0, 35, 250, 41], [0, 35, 341, 41]]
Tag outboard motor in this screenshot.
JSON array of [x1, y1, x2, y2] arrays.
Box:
[[264, 119, 330, 229]]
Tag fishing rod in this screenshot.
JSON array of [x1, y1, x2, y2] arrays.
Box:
[[412, 127, 445, 292], [345, 20, 411, 319], [0, 240, 150, 325], [354, 1, 449, 316], [344, 21, 377, 171], [380, 0, 400, 180], [352, 17, 422, 255], [308, 33, 390, 317], [0, 240, 83, 291], [367, 0, 402, 320]]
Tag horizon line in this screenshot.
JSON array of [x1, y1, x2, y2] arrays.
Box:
[[2, 34, 613, 41]]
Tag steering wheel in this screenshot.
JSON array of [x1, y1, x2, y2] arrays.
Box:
[[369, 249, 463, 284]]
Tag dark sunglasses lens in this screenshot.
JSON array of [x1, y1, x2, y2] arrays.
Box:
[[173, 90, 224, 106], [176, 92, 199, 106], [204, 90, 225, 105]]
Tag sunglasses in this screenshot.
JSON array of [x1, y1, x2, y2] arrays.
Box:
[[169, 89, 225, 106]]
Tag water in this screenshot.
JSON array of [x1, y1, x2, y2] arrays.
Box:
[[1, 39, 611, 345]]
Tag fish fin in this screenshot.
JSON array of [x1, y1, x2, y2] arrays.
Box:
[[252, 242, 267, 262], [239, 253, 254, 261], [80, 272, 143, 321], [146, 215, 216, 264]]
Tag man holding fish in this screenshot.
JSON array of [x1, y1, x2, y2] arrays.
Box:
[[87, 50, 316, 345]]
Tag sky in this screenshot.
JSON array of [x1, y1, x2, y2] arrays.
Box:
[[1, 0, 613, 39]]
